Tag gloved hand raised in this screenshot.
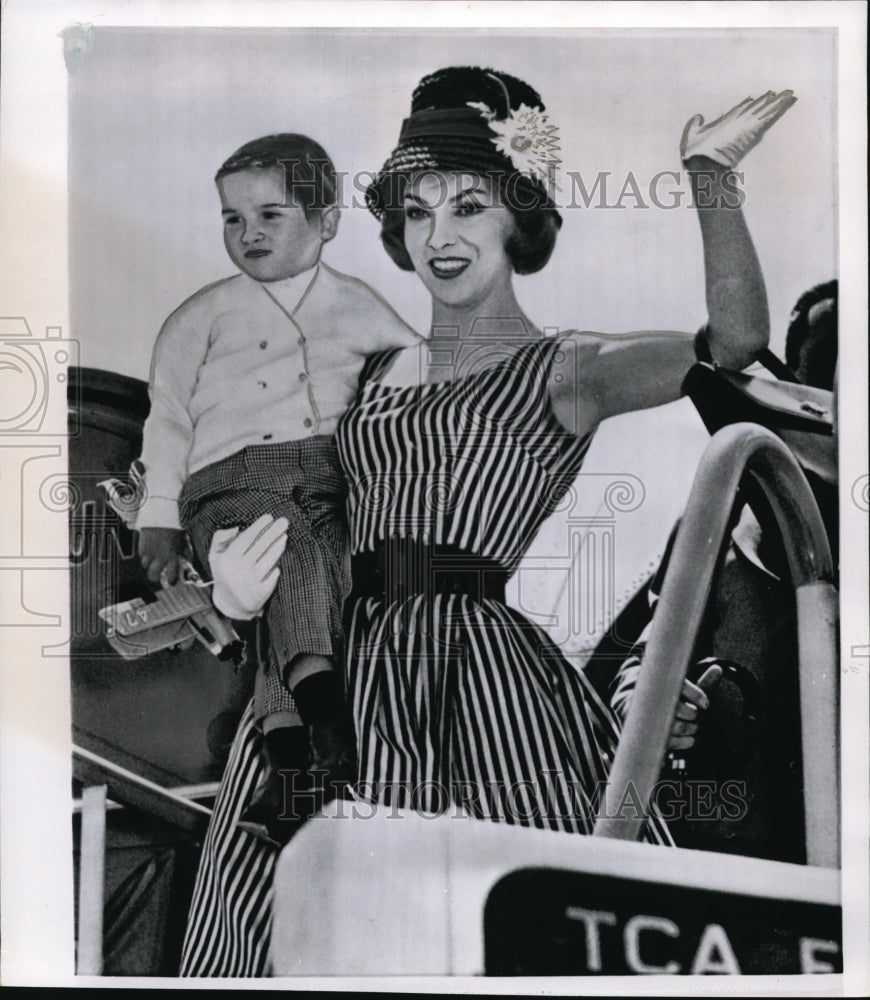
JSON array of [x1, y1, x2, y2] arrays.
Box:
[[681, 90, 796, 168], [208, 513, 289, 620]]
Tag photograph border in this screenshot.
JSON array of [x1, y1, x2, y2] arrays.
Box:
[[0, 1, 866, 992]]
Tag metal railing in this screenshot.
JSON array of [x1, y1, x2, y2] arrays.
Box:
[[73, 745, 215, 975], [594, 424, 839, 869]]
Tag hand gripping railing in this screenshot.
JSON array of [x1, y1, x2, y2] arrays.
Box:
[[594, 424, 839, 868]]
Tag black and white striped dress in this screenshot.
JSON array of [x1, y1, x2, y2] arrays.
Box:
[[337, 337, 671, 833], [179, 336, 670, 976]]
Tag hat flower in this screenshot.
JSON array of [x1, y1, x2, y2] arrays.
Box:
[[467, 100, 561, 186]]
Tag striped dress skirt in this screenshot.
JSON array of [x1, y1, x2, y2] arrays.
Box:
[[178, 338, 672, 976]]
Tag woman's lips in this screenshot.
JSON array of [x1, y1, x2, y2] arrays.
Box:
[[244, 249, 271, 258], [429, 257, 470, 279]]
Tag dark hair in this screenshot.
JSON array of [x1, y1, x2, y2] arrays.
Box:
[[369, 66, 563, 274], [786, 279, 838, 390], [215, 133, 338, 218], [379, 175, 562, 275]]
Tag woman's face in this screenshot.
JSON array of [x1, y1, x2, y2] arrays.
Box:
[[402, 172, 516, 309]]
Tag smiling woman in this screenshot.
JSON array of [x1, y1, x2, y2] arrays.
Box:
[[177, 63, 799, 977], [401, 174, 526, 311]]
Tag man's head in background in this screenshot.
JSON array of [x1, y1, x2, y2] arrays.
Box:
[[786, 279, 838, 390]]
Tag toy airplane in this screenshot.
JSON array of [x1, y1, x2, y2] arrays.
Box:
[[97, 469, 243, 663], [98, 559, 243, 662]]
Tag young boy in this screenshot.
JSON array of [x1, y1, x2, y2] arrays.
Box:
[[135, 134, 419, 841]]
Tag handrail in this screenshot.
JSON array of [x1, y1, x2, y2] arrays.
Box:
[[72, 781, 220, 814], [73, 748, 216, 974], [73, 745, 213, 837], [594, 424, 839, 868]]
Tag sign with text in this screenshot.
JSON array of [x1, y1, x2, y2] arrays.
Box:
[[484, 867, 841, 975]]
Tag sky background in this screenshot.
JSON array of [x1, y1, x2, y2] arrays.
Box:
[[63, 24, 840, 653], [69, 27, 837, 380]]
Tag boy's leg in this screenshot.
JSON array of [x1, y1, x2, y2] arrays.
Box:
[[176, 484, 313, 842], [238, 641, 313, 844], [181, 456, 356, 812], [285, 655, 357, 806], [254, 493, 356, 790], [240, 652, 358, 842]]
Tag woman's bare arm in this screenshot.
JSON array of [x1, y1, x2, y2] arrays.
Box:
[[688, 159, 769, 371], [548, 331, 695, 439], [549, 165, 768, 440], [549, 91, 796, 439]]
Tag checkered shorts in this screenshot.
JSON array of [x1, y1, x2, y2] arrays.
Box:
[[179, 439, 350, 723]]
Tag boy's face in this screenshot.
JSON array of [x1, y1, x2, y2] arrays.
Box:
[[218, 166, 335, 282]]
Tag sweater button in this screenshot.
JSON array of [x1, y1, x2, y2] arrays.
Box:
[[263, 433, 273, 441], [258, 380, 267, 388], [259, 340, 268, 349], [298, 372, 308, 383], [303, 417, 313, 429], [297, 337, 305, 347]]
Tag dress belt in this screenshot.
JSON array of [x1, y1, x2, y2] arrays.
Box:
[[350, 538, 508, 604]]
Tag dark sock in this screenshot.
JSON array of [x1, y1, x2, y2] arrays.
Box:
[[263, 725, 309, 772], [291, 670, 346, 726]]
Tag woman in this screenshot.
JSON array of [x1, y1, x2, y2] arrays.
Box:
[[179, 66, 794, 976]]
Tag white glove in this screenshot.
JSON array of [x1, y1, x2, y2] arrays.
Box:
[[680, 90, 797, 168], [209, 514, 289, 620]]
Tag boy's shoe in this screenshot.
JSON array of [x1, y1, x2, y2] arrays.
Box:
[[309, 715, 358, 809], [291, 669, 359, 808], [237, 725, 311, 846]]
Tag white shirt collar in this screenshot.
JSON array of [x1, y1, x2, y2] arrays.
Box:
[[252, 264, 319, 314]]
